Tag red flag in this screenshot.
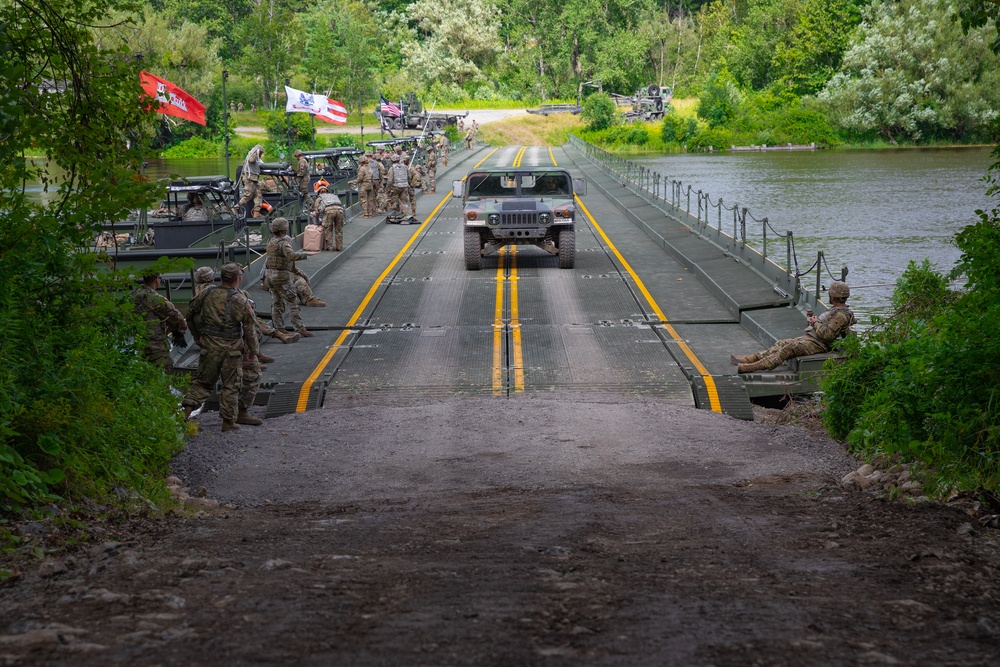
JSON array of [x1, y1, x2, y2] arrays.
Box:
[[315, 98, 348, 125], [140, 70, 206, 126]]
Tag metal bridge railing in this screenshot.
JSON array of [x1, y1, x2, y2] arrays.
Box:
[[568, 135, 847, 311]]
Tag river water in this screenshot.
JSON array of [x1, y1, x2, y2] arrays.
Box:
[[632, 147, 995, 322], [23, 148, 996, 322]]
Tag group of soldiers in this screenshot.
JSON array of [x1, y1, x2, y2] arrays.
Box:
[[131, 216, 327, 432], [346, 139, 445, 219]]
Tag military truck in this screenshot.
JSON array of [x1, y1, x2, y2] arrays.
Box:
[[613, 84, 673, 123], [453, 168, 586, 271], [376, 92, 468, 131]]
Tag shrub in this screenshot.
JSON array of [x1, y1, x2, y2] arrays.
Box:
[[697, 71, 742, 128], [688, 127, 734, 151], [160, 136, 221, 159], [581, 92, 618, 131]]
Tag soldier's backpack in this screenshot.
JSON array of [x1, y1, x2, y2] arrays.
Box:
[[392, 163, 409, 188], [302, 224, 323, 252]]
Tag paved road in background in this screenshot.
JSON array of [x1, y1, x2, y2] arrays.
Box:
[[235, 108, 528, 136]]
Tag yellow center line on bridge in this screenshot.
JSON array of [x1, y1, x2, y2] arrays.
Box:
[[512, 146, 526, 167], [492, 247, 507, 395], [549, 147, 557, 166], [295, 147, 501, 412], [574, 196, 723, 413], [510, 246, 524, 391]]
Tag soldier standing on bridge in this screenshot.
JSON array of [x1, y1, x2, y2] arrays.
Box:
[[348, 156, 374, 218], [294, 149, 313, 209], [313, 181, 345, 252], [423, 143, 437, 194], [730, 281, 856, 373], [464, 125, 474, 150], [237, 144, 265, 218], [182, 263, 260, 432], [404, 154, 421, 218], [266, 217, 319, 338]]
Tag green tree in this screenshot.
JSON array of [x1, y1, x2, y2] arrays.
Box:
[[233, 0, 302, 108], [1, 0, 185, 512], [406, 0, 502, 88], [817, 0, 1000, 142], [773, 0, 863, 95], [581, 91, 618, 130], [697, 69, 742, 127]]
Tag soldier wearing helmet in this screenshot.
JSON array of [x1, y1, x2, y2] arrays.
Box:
[[193, 266, 215, 296], [313, 179, 346, 252], [182, 262, 260, 431], [348, 156, 374, 217], [266, 217, 319, 338], [237, 144, 265, 218], [294, 149, 312, 208], [731, 281, 856, 373]]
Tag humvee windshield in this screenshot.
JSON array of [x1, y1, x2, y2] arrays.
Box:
[[466, 171, 571, 199]]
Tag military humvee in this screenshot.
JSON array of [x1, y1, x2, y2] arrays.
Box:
[[452, 168, 586, 270]]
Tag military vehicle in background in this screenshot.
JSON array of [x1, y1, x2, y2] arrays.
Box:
[[613, 84, 673, 123], [376, 92, 468, 131]]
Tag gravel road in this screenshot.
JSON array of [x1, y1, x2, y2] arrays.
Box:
[[235, 109, 528, 136], [2, 393, 999, 665]]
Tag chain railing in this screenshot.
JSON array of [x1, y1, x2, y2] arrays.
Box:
[[569, 135, 847, 311]]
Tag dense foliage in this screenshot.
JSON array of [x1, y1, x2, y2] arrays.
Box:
[[1, 0, 186, 516], [822, 152, 1000, 492]]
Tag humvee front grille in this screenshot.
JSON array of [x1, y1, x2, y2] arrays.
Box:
[[500, 212, 539, 226]]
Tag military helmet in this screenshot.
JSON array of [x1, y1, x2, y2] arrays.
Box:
[[269, 217, 289, 233], [828, 281, 850, 299], [220, 263, 242, 282], [314, 179, 330, 193], [360, 156, 369, 164], [391, 154, 400, 162], [294, 149, 303, 157], [194, 266, 215, 284]]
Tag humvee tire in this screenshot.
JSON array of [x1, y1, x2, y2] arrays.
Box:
[[464, 229, 482, 270], [558, 228, 575, 269]]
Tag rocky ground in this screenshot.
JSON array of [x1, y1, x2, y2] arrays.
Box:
[[2, 393, 999, 666]]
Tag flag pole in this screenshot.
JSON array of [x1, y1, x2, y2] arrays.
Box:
[[359, 91, 364, 146], [222, 68, 230, 179], [310, 80, 316, 150]]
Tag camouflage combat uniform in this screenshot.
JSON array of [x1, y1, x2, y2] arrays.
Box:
[[388, 158, 410, 216], [423, 147, 437, 194], [406, 160, 421, 217], [182, 285, 259, 423], [131, 284, 187, 373], [738, 305, 856, 372], [266, 232, 311, 334], [237, 146, 264, 217], [438, 136, 449, 166], [314, 190, 345, 251], [348, 159, 374, 217], [295, 152, 313, 208], [372, 155, 388, 213]]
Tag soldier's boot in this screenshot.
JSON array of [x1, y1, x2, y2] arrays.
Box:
[[221, 420, 240, 432], [236, 410, 264, 426], [737, 358, 772, 373], [258, 352, 276, 364], [297, 329, 315, 338], [304, 297, 326, 307], [730, 353, 760, 366], [273, 330, 301, 344]]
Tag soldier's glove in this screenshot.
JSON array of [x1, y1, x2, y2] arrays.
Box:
[[171, 330, 189, 349]]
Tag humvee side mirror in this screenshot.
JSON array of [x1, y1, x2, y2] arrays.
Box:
[[574, 178, 587, 197], [452, 180, 464, 198]]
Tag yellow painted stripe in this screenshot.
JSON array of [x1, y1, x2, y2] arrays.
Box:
[[549, 146, 557, 166], [574, 196, 723, 413], [492, 247, 507, 395], [512, 146, 526, 167], [295, 147, 501, 411], [510, 246, 524, 391]]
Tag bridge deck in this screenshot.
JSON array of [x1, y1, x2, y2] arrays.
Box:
[[181, 142, 819, 420]]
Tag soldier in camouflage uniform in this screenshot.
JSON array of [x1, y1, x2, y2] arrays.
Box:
[[313, 182, 345, 252], [198, 266, 300, 346], [182, 263, 260, 431], [131, 273, 188, 374], [292, 267, 326, 306], [348, 156, 374, 217], [387, 154, 410, 217], [294, 149, 313, 209], [423, 144, 437, 194], [237, 144, 265, 218], [731, 281, 856, 373], [438, 135, 449, 166], [266, 217, 318, 337], [371, 150, 388, 213], [404, 155, 421, 218]]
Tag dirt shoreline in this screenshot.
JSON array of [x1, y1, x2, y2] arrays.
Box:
[[2, 394, 999, 665]]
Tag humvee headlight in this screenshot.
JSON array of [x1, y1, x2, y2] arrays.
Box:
[[467, 211, 478, 221], [539, 213, 551, 224], [488, 214, 500, 225]]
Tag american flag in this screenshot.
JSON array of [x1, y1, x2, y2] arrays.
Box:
[[380, 96, 402, 117]]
